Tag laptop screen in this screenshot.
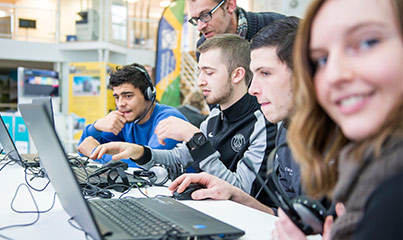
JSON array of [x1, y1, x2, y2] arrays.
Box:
[[19, 103, 102, 239], [0, 114, 24, 164], [32, 97, 55, 128]]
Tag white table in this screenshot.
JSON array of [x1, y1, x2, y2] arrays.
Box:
[[0, 160, 280, 239]]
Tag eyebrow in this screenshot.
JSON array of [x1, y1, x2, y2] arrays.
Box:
[[113, 91, 134, 97], [199, 66, 216, 71], [310, 21, 387, 53]]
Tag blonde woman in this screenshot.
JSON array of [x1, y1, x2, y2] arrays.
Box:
[[274, 0, 403, 239]]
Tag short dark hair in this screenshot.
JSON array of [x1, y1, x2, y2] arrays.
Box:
[[109, 63, 150, 98], [250, 16, 300, 70], [197, 34, 252, 85]]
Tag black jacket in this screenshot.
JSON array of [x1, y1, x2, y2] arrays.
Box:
[[196, 8, 285, 60]]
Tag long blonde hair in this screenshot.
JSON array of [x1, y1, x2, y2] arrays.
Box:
[[288, 0, 403, 196]]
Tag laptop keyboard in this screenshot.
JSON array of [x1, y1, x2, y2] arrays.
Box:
[[89, 198, 189, 238], [21, 153, 39, 163], [73, 167, 108, 185]]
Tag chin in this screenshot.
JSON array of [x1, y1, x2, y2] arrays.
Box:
[[342, 125, 378, 142]]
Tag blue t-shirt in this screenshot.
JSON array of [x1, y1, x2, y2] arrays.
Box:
[[78, 103, 188, 167]]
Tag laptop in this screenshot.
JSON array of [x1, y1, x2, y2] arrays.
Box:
[[0, 97, 55, 167], [0, 113, 40, 167], [32, 97, 55, 128], [19, 102, 245, 240]]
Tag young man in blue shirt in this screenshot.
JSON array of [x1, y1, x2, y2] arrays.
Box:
[[77, 63, 187, 167]]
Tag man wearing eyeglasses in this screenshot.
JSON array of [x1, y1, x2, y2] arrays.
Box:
[[188, 0, 284, 60]]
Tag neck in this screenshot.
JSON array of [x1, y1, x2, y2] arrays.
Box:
[[137, 101, 155, 124], [220, 86, 248, 110], [228, 9, 239, 34]]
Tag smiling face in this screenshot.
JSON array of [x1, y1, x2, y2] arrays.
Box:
[[310, 0, 403, 141], [188, 0, 234, 39], [197, 48, 234, 109], [112, 83, 149, 122], [249, 47, 294, 123]]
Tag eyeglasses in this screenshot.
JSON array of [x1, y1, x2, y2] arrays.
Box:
[[188, 0, 225, 26]]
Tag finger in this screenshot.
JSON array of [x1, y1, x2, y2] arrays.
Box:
[[114, 118, 125, 129], [117, 115, 127, 124], [90, 146, 100, 159], [335, 202, 346, 217], [322, 215, 334, 240], [113, 110, 124, 116], [113, 125, 122, 135], [169, 174, 187, 191]]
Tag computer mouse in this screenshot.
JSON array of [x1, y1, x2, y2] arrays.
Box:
[[172, 183, 203, 200]]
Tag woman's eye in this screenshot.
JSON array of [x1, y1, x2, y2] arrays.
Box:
[[316, 56, 328, 68], [359, 38, 379, 50]]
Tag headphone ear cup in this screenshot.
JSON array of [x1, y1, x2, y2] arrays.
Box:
[[144, 86, 156, 101], [148, 165, 169, 186], [291, 196, 327, 234]]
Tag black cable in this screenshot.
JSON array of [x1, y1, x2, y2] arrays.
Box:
[[24, 168, 50, 192], [0, 184, 40, 231]]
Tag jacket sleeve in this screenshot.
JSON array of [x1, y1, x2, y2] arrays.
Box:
[[138, 143, 193, 177]]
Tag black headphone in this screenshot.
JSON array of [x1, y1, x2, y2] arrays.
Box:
[[133, 164, 184, 186], [132, 64, 156, 101], [243, 144, 333, 235]]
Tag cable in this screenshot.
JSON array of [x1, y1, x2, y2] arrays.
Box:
[[67, 217, 92, 240], [24, 168, 51, 192], [0, 184, 40, 231], [0, 233, 13, 240], [11, 192, 57, 214], [0, 160, 14, 172]]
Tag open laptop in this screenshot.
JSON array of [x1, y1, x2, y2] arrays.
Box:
[[0, 97, 55, 168], [19, 102, 244, 240], [0, 113, 40, 167], [32, 97, 55, 128]]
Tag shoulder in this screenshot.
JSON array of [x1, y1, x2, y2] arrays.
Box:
[[152, 103, 188, 121], [243, 9, 285, 40]]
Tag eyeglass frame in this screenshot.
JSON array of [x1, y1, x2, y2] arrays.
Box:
[[188, 0, 225, 26]]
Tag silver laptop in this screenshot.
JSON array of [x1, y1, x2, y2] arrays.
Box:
[[19, 102, 245, 240], [0, 97, 55, 167], [0, 114, 39, 167]]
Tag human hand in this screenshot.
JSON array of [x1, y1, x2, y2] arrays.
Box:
[[77, 136, 100, 157], [90, 142, 144, 161], [273, 208, 307, 240], [322, 202, 346, 240], [273, 202, 346, 240], [154, 116, 200, 145], [93, 110, 127, 135], [169, 172, 236, 200]]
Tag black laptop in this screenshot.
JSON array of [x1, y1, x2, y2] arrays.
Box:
[[19, 102, 244, 240]]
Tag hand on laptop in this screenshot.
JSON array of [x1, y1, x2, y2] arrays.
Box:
[[169, 172, 236, 201], [90, 142, 144, 161], [77, 136, 100, 157], [94, 110, 127, 135], [154, 116, 200, 145]]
